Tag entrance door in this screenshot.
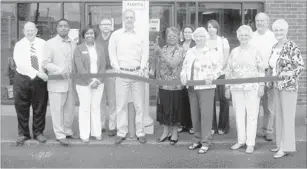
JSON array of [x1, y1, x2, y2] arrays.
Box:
[[86, 3, 123, 31]]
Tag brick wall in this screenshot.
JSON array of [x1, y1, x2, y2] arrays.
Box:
[[265, 0, 307, 105]]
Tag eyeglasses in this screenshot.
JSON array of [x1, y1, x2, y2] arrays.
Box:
[[100, 23, 112, 26]]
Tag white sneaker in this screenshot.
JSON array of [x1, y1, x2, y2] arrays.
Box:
[[271, 148, 279, 152], [245, 146, 254, 154], [231, 143, 245, 150], [273, 150, 287, 158]]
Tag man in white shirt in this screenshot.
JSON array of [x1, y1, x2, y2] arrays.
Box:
[[96, 17, 117, 136], [250, 12, 277, 141], [43, 18, 77, 146], [109, 9, 148, 144], [13, 22, 48, 146]]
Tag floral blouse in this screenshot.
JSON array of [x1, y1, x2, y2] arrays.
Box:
[[181, 46, 222, 90], [267, 40, 304, 91], [159, 45, 185, 90], [225, 46, 265, 90]]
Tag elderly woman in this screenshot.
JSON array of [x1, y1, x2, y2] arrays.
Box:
[[73, 25, 106, 143], [178, 26, 196, 134], [225, 25, 265, 154], [206, 19, 231, 135], [180, 27, 222, 154], [268, 19, 304, 158], [154, 27, 185, 145]]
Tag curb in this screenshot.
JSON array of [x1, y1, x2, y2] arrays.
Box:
[[2, 138, 306, 146]]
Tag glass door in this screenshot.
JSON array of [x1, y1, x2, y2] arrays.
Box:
[[86, 3, 122, 32]]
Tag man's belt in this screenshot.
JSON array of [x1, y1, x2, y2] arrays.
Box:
[[120, 66, 140, 72]]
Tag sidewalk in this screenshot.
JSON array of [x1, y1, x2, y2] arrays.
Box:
[[1, 104, 306, 145]]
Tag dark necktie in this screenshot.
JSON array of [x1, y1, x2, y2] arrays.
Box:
[[30, 43, 39, 70]]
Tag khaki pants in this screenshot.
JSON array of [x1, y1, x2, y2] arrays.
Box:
[[49, 82, 75, 139], [115, 70, 145, 138], [101, 69, 117, 131], [274, 90, 297, 152]]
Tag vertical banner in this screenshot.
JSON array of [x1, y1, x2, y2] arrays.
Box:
[[123, 1, 154, 134]]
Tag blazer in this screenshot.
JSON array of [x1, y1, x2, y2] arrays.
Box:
[[43, 35, 77, 92], [267, 40, 304, 91], [73, 41, 106, 86]]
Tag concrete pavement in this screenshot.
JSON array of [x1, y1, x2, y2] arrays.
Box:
[[1, 142, 306, 168], [1, 104, 306, 145]]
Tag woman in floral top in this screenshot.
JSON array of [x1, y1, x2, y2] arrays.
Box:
[[154, 27, 185, 145], [225, 25, 265, 154], [180, 27, 222, 154], [268, 19, 304, 159]]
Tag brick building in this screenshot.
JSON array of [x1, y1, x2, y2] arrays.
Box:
[[1, 0, 306, 105]]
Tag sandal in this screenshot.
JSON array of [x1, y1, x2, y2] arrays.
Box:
[[188, 143, 202, 150], [198, 146, 209, 154], [156, 133, 171, 143], [170, 139, 178, 145]]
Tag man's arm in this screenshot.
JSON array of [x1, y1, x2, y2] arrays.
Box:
[[42, 41, 64, 75], [108, 31, 120, 70], [13, 42, 38, 79]]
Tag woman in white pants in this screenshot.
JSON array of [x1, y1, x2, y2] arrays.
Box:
[[268, 19, 304, 158], [225, 25, 265, 153], [73, 26, 106, 142]]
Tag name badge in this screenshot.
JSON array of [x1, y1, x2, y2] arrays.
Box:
[[82, 51, 88, 54]]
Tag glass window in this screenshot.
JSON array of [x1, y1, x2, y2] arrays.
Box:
[[198, 3, 242, 49], [1, 3, 17, 86], [17, 3, 62, 40], [64, 3, 81, 43], [64, 3, 81, 29], [88, 5, 122, 31], [176, 2, 196, 41]]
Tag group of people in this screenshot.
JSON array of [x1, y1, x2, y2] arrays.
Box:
[[13, 9, 304, 159]]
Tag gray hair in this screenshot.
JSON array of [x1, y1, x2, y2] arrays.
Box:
[[272, 19, 289, 31], [255, 12, 270, 21], [192, 27, 209, 40], [123, 9, 135, 18], [236, 25, 253, 38]]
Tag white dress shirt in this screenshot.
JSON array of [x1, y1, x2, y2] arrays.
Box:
[[14, 37, 46, 79], [250, 30, 277, 69], [108, 28, 148, 69]]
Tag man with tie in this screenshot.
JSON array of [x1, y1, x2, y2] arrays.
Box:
[[43, 18, 77, 146], [13, 22, 48, 146], [97, 17, 117, 136]]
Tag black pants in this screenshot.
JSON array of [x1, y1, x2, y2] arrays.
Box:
[[212, 75, 230, 133], [180, 88, 192, 129], [13, 72, 48, 137]]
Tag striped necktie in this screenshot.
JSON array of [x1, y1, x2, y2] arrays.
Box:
[[30, 43, 39, 70]]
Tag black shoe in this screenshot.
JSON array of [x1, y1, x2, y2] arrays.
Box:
[[16, 136, 31, 146], [56, 138, 69, 146], [108, 130, 116, 137], [115, 136, 125, 145], [66, 135, 78, 139], [35, 134, 47, 143], [101, 128, 106, 133], [156, 133, 171, 143], [170, 139, 178, 145], [137, 136, 147, 144]]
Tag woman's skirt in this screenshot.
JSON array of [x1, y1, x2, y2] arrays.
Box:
[[156, 88, 184, 126]]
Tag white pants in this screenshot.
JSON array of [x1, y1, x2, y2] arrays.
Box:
[[231, 89, 260, 146], [116, 70, 145, 138], [49, 82, 75, 140], [76, 84, 104, 140], [101, 69, 116, 130]]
